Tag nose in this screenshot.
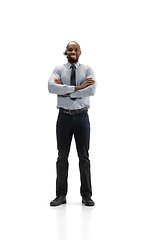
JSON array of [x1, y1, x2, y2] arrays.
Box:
[[71, 50, 76, 54]]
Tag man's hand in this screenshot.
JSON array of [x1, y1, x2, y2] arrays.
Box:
[[75, 78, 95, 91], [54, 78, 62, 84], [62, 93, 70, 97], [55, 77, 95, 96]]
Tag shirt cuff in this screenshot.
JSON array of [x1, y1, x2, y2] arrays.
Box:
[[69, 86, 75, 94], [70, 92, 78, 99]]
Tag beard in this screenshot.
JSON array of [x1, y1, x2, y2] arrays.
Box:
[[67, 55, 79, 63]]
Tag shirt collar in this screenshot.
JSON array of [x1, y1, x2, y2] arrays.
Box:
[[66, 62, 80, 69]]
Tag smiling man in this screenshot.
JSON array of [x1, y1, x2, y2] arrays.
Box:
[[66, 41, 81, 64], [48, 41, 97, 206]]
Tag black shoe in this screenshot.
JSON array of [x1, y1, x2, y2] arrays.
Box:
[[50, 196, 66, 207], [82, 197, 95, 206]]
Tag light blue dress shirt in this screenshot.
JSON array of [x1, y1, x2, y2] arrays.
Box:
[[48, 62, 97, 110]]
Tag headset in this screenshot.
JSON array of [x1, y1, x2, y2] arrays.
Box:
[[63, 50, 67, 57]]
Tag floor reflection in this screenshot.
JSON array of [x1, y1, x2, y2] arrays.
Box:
[[51, 202, 94, 240]]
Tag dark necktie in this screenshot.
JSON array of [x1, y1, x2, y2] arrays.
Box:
[[70, 66, 76, 101], [70, 66, 76, 86]]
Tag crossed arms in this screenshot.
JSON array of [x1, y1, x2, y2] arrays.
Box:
[[54, 78, 95, 97], [48, 77, 96, 99], [48, 66, 96, 98]]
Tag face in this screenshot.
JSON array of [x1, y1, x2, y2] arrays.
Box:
[[66, 42, 81, 64]]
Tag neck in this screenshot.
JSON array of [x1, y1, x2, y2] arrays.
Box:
[[68, 60, 78, 65]]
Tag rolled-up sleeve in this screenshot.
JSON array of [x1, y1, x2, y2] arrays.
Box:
[[48, 67, 75, 95]]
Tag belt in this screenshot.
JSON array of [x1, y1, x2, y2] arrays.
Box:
[[59, 108, 88, 115]]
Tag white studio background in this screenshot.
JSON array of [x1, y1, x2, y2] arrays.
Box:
[[0, 0, 160, 239]]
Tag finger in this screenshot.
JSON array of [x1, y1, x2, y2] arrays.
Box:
[[89, 80, 95, 83], [85, 78, 92, 82], [86, 79, 94, 83], [88, 81, 95, 85], [87, 80, 94, 83]]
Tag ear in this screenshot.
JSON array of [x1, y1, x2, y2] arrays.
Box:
[[63, 50, 67, 56]]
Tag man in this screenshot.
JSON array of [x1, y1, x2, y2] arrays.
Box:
[[48, 41, 96, 206]]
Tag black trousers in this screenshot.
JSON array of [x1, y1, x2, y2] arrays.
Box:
[[56, 111, 92, 197]]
